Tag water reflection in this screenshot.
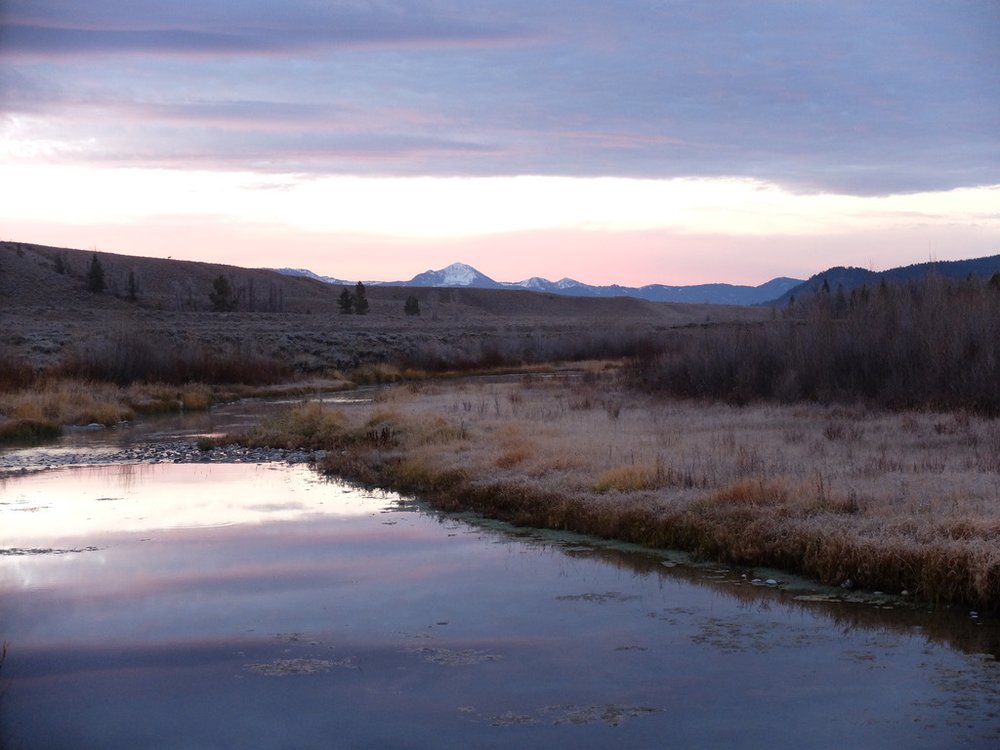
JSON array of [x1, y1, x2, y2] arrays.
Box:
[[1, 464, 999, 749], [1, 463, 379, 544]]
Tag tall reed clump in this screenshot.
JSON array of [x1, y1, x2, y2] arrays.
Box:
[[0, 346, 33, 391], [634, 276, 1000, 413]]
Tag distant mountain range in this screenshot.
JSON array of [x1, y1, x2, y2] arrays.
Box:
[[276, 254, 1000, 307], [276, 262, 803, 306]]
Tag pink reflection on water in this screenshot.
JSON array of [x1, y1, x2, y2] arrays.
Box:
[[2, 463, 1000, 749]]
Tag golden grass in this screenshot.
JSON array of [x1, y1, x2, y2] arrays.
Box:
[[496, 447, 533, 469], [0, 374, 355, 441], [0, 377, 297, 439], [594, 464, 665, 492], [237, 370, 1000, 610], [0, 379, 136, 426], [241, 401, 350, 450]]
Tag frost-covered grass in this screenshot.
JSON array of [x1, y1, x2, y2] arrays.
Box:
[[239, 369, 1000, 610]]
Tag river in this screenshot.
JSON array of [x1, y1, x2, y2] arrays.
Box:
[[1, 401, 999, 748]]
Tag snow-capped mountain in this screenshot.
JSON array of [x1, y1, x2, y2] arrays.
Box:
[[275, 262, 803, 305], [406, 262, 502, 289]]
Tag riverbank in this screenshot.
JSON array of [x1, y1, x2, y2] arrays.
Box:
[[238, 369, 1000, 611]]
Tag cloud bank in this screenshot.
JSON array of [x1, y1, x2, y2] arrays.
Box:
[[3, 0, 997, 195]]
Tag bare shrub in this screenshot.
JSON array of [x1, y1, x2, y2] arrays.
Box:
[[633, 276, 1000, 413], [54, 328, 290, 385], [0, 346, 33, 391], [400, 328, 658, 373]]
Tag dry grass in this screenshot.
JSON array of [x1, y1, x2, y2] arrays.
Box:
[[238, 370, 1000, 610], [0, 368, 353, 442], [0, 377, 265, 440], [0, 379, 137, 426], [240, 401, 350, 450], [594, 464, 667, 492]]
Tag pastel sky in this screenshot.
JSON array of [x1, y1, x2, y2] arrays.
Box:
[[1, 1, 998, 285]]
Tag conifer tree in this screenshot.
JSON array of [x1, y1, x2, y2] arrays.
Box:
[[353, 281, 369, 315], [127, 270, 138, 302], [209, 274, 237, 311], [87, 253, 106, 293], [337, 287, 355, 314]]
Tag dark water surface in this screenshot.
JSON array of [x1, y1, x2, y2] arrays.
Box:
[[2, 462, 1000, 749]]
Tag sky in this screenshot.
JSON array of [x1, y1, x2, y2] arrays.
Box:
[[1, 1, 998, 286]]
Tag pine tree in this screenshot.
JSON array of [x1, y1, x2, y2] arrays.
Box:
[[337, 287, 355, 314], [353, 281, 369, 315], [404, 295, 420, 316], [86, 253, 106, 294], [127, 270, 138, 302], [209, 274, 237, 311]]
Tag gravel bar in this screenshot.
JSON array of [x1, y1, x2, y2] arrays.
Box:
[[0, 442, 327, 477]]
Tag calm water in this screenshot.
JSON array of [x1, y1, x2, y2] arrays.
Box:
[[2, 462, 1000, 749]]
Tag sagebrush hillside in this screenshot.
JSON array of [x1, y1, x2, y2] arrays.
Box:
[[1, 241, 767, 372]]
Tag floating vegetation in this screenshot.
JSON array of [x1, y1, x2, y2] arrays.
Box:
[[272, 632, 320, 645], [690, 617, 828, 654], [555, 591, 641, 604], [412, 647, 501, 666], [463, 703, 660, 727], [244, 657, 356, 676]]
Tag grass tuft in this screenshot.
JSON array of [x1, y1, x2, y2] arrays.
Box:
[[240, 401, 349, 450]]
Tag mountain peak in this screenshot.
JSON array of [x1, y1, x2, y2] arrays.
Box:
[[408, 262, 499, 288]]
